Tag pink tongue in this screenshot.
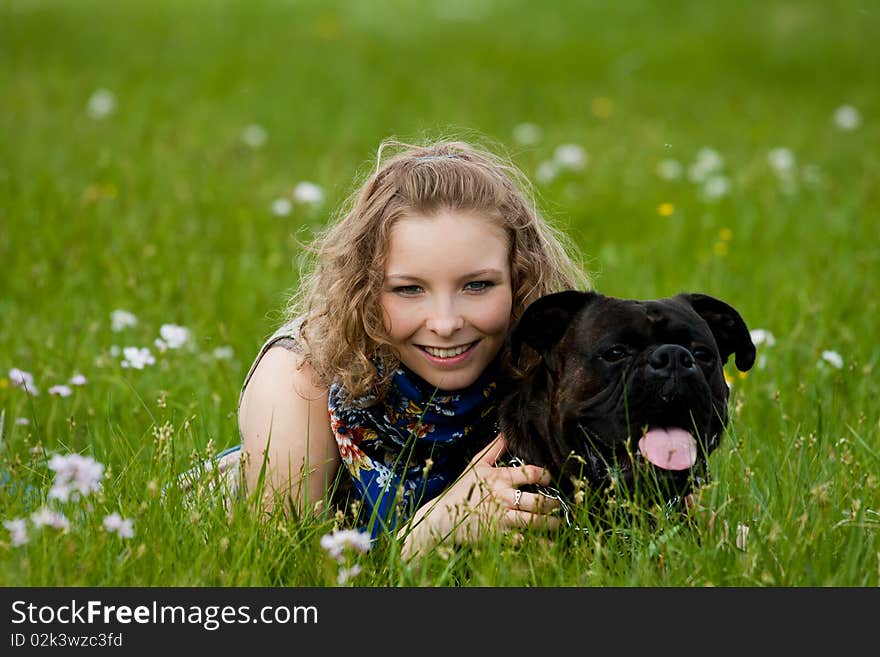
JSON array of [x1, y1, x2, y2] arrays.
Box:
[[638, 428, 697, 471]]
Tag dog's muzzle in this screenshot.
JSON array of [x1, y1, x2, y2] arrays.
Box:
[[648, 344, 698, 402]]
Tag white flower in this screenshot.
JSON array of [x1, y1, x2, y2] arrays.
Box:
[[4, 518, 28, 547], [121, 346, 156, 369], [48, 385, 73, 398], [749, 329, 776, 348], [9, 368, 34, 387], [30, 508, 70, 531], [833, 105, 861, 131], [241, 124, 268, 148], [86, 89, 117, 120], [512, 122, 542, 146], [535, 160, 559, 184], [9, 368, 38, 396], [103, 512, 135, 539], [821, 350, 844, 369], [159, 324, 190, 350], [656, 158, 683, 181], [271, 198, 292, 216], [702, 174, 731, 201], [69, 374, 88, 386], [293, 181, 325, 205], [337, 564, 362, 585], [319, 529, 372, 561], [110, 309, 138, 332], [553, 143, 588, 170], [735, 523, 749, 551], [767, 148, 795, 173], [212, 346, 234, 360], [15, 417, 30, 426], [47, 453, 104, 502], [688, 148, 724, 183]]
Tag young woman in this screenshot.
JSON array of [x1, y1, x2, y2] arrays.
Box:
[[237, 138, 588, 558]]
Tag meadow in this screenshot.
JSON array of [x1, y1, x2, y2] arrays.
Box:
[[1, 0, 878, 587]]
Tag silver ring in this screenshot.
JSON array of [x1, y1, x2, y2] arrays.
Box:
[[513, 488, 522, 509]]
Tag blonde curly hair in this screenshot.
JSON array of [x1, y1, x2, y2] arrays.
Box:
[[288, 138, 590, 400]]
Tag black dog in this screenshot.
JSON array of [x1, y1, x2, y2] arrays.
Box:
[[499, 291, 755, 517]]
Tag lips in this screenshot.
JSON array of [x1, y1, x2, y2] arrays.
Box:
[[418, 341, 478, 359]]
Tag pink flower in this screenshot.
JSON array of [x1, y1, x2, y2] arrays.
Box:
[[103, 512, 135, 538], [319, 529, 371, 561], [4, 518, 29, 546], [9, 368, 39, 396], [47, 453, 104, 502], [48, 385, 73, 397], [337, 564, 362, 585], [30, 508, 70, 531]]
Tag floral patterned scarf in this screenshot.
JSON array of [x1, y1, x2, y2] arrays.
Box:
[[329, 358, 501, 538]]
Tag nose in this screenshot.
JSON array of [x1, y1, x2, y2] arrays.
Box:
[[424, 299, 465, 337], [648, 345, 697, 378]]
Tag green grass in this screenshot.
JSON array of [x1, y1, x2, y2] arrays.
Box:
[[1, 0, 878, 586]]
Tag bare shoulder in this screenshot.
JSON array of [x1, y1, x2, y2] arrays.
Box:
[[242, 345, 327, 406], [238, 345, 330, 440]]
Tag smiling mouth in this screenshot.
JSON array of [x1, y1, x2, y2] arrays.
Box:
[[418, 341, 478, 359]]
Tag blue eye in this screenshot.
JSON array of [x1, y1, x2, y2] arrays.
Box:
[[465, 281, 494, 292], [394, 285, 423, 296]]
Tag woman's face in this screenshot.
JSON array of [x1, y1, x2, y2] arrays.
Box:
[[380, 210, 512, 390]]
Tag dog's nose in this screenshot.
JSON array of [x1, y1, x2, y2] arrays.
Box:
[[648, 345, 696, 377]]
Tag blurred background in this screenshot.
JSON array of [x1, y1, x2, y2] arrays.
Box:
[[1, 0, 877, 443]]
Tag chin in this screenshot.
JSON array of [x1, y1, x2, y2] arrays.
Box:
[[422, 369, 481, 392]]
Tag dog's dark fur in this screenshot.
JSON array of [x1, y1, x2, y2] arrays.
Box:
[[499, 291, 756, 508]]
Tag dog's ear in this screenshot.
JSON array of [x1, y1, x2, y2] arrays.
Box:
[[509, 290, 599, 363], [676, 293, 756, 371]]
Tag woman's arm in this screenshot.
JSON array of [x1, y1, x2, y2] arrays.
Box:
[[397, 435, 560, 560], [238, 346, 340, 515]]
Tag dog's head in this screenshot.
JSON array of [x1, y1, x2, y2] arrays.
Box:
[[500, 291, 756, 503]]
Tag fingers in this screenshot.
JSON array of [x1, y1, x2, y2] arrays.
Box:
[[471, 435, 552, 488], [499, 462, 553, 488], [508, 488, 559, 515], [503, 508, 561, 531]]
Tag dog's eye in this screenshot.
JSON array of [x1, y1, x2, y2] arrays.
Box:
[[692, 347, 715, 363], [601, 346, 629, 363]]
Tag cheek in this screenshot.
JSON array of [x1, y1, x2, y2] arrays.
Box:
[[379, 294, 411, 338], [479, 292, 513, 335]]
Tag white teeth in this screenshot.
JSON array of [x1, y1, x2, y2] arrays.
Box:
[[423, 343, 472, 358]]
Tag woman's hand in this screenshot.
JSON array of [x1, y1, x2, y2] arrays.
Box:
[[398, 433, 560, 560]]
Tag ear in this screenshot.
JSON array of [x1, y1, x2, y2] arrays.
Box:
[[676, 293, 756, 371], [509, 290, 599, 363]]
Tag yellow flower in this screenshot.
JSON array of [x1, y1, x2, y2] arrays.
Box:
[[657, 202, 675, 217], [713, 241, 728, 256], [719, 227, 733, 241]]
